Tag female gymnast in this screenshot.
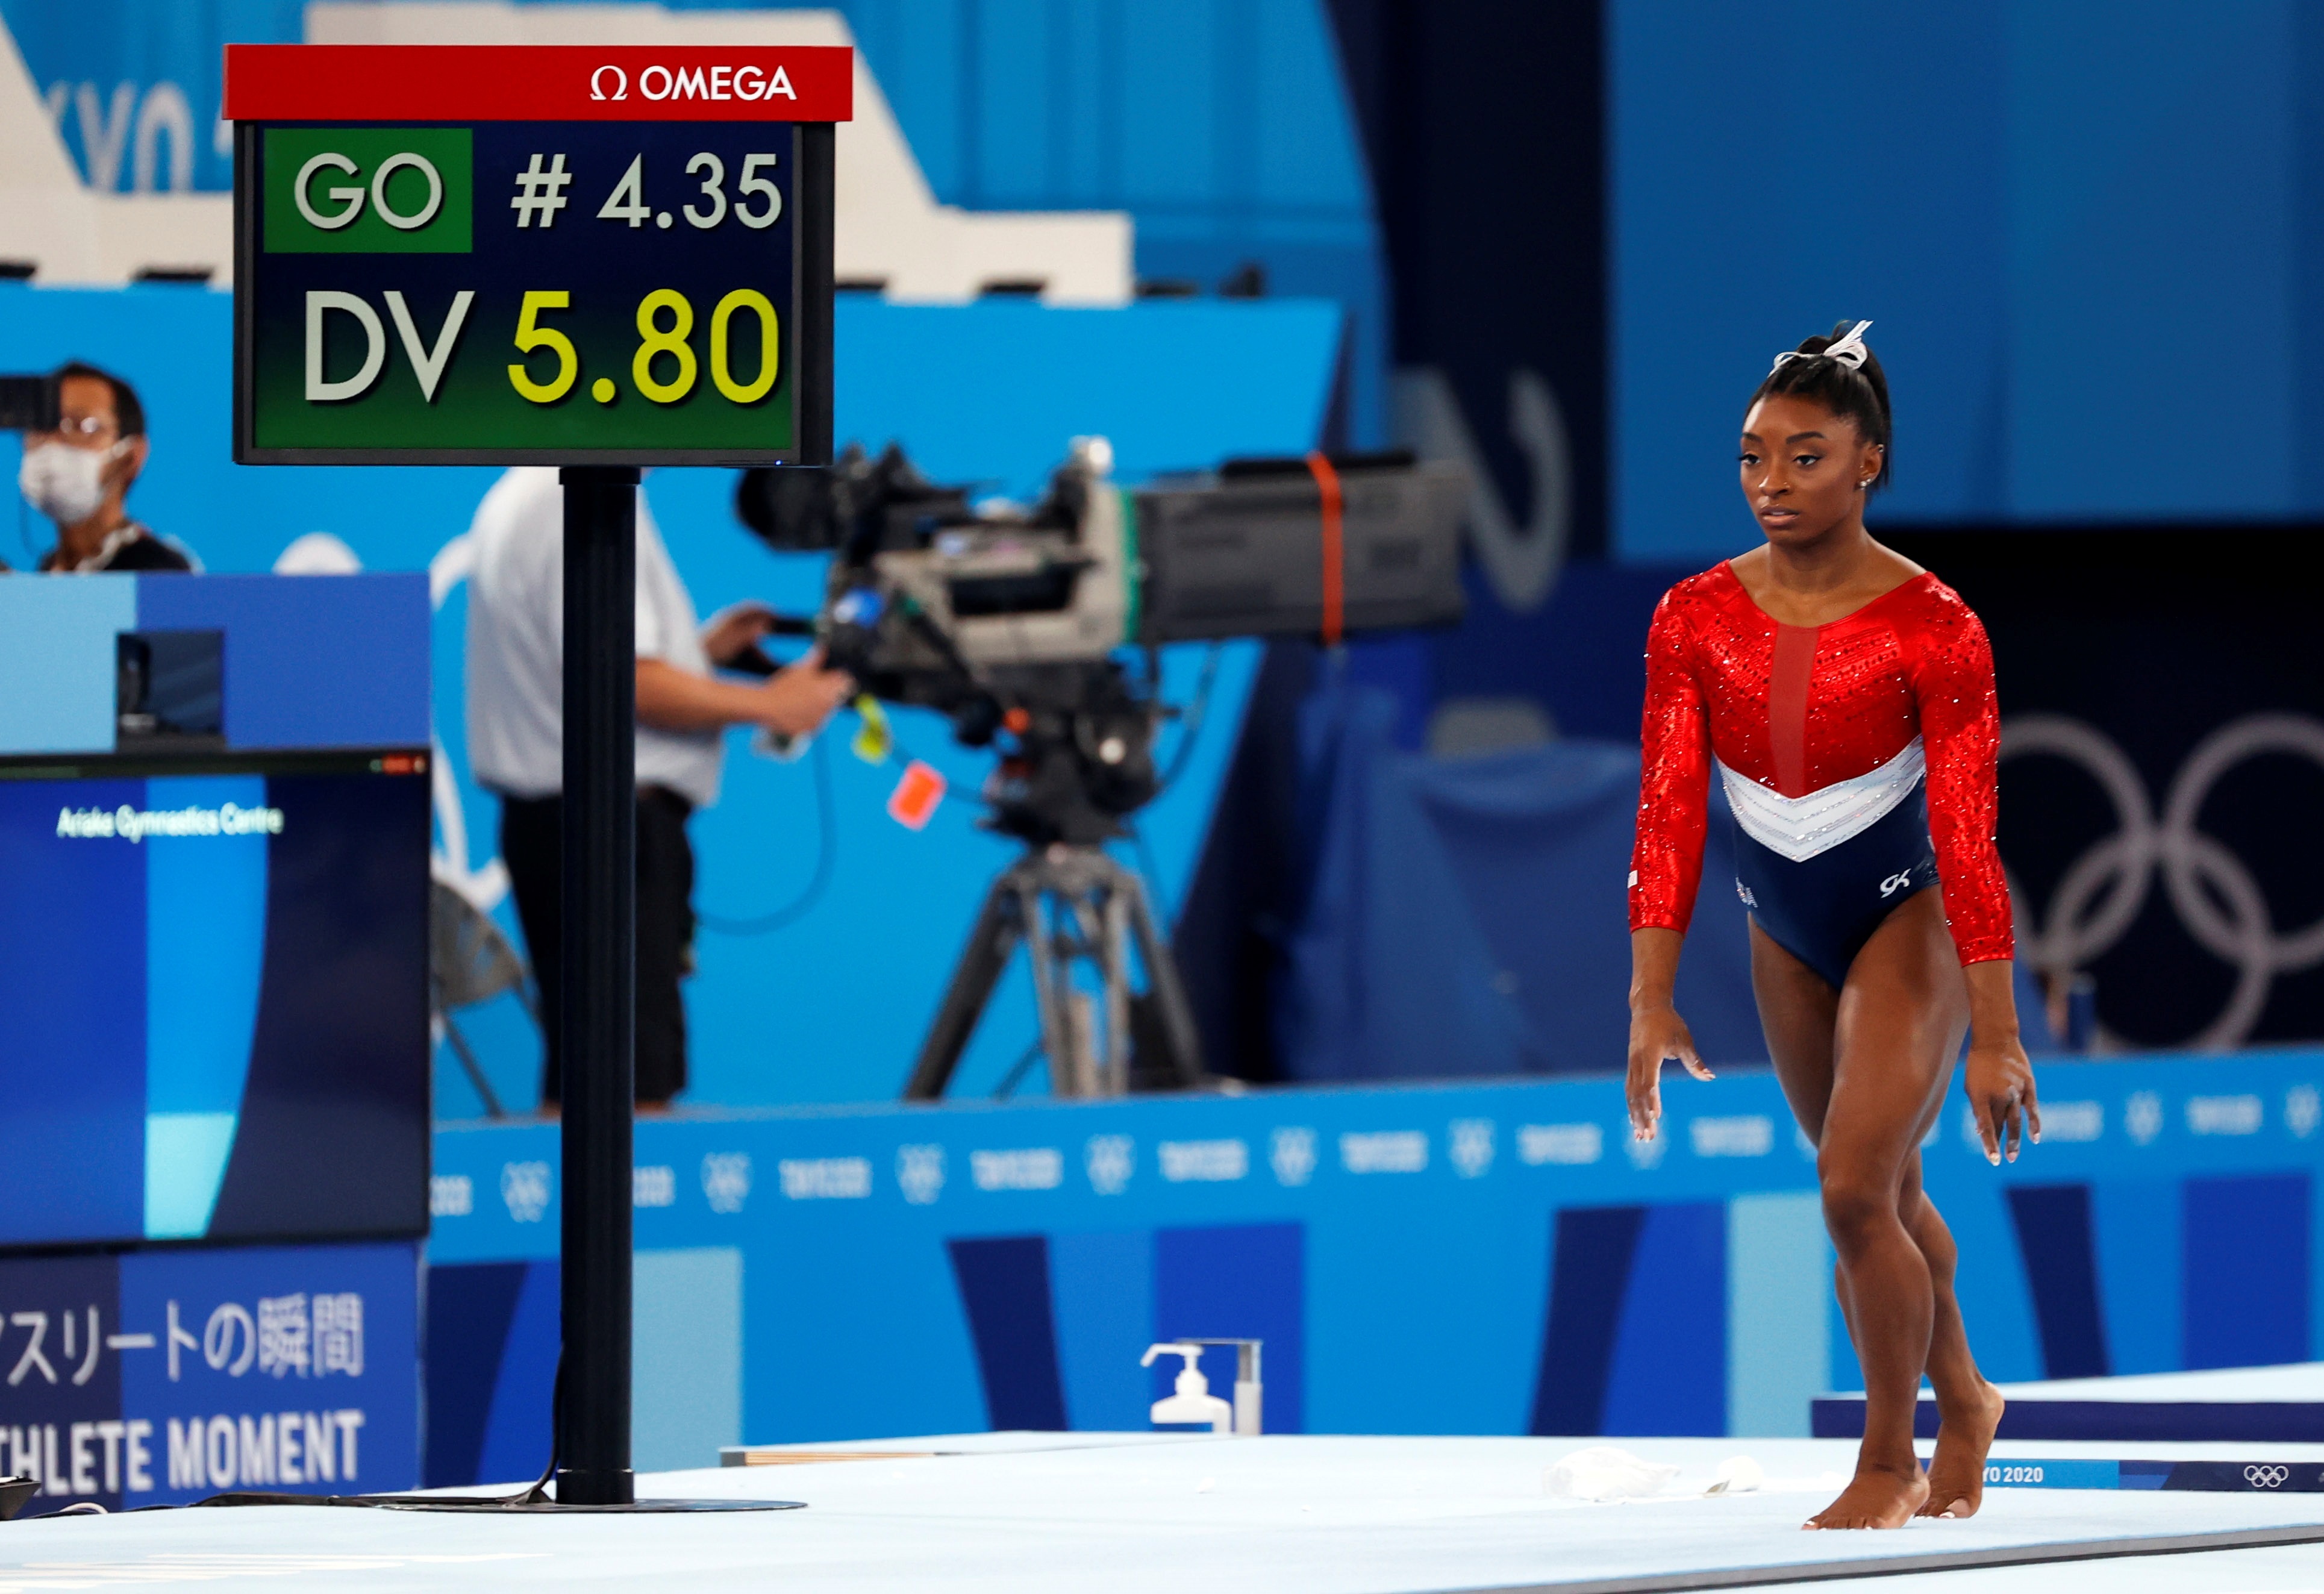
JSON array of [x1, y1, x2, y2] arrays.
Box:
[[1623, 320, 2039, 1530]]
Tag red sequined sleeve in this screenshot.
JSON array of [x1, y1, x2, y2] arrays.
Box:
[[1910, 595, 2014, 965], [1629, 590, 1711, 936]]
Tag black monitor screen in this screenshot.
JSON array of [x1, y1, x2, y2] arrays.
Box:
[[0, 752, 429, 1248]]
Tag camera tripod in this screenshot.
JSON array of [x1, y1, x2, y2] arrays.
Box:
[[904, 843, 1207, 1099]]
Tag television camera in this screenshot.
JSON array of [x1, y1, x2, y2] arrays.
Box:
[[735, 437, 1467, 1101]]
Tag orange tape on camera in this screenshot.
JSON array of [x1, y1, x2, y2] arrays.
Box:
[[887, 760, 946, 830], [1305, 451, 1345, 647]]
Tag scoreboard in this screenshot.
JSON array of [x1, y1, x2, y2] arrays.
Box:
[[225, 46, 846, 465]]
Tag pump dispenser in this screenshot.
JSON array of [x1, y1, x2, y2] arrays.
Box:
[[1140, 1342, 1233, 1433]]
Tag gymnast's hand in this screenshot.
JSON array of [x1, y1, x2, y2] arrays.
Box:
[[1964, 1034, 2040, 1165], [1626, 1002, 1713, 1142], [1961, 961, 2040, 1164]]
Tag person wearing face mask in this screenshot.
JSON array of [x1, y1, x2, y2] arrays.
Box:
[[13, 362, 198, 574]]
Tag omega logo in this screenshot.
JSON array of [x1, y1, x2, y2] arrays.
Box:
[[294, 150, 442, 232], [590, 62, 800, 104]]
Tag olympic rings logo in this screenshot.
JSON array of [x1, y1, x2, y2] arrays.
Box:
[[2001, 713, 2324, 1050], [2246, 1464, 2290, 1488]]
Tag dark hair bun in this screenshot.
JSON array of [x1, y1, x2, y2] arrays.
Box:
[[1747, 319, 1891, 491]]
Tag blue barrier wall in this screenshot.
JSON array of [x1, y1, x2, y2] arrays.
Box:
[[425, 1050, 2324, 1478], [0, 573, 428, 754]]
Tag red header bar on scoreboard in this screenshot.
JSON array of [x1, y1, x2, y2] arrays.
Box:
[[224, 45, 853, 122]]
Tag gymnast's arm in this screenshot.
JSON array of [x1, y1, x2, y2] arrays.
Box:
[[1915, 600, 2040, 1163], [1626, 593, 1715, 1140]]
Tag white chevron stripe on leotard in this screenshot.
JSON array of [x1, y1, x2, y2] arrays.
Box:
[[1717, 737, 1926, 863]]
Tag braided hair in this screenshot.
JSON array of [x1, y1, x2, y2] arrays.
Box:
[[1747, 319, 1891, 492]]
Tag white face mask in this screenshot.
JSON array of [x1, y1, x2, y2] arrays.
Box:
[[19, 439, 123, 525]]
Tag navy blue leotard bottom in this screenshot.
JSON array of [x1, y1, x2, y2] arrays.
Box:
[[1731, 783, 1942, 990]]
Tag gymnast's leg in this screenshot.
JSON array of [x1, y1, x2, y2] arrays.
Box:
[[1750, 920, 1914, 1527], [1807, 887, 1975, 1527], [1748, 919, 1861, 1353], [1901, 1146, 2005, 1516]]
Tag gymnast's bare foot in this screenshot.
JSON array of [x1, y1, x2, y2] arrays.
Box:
[[1805, 1463, 1928, 1530], [1917, 1383, 2005, 1519]]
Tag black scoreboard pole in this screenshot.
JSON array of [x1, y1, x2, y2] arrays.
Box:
[[558, 464, 642, 1505], [228, 42, 847, 1508]]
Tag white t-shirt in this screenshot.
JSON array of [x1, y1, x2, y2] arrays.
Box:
[[465, 467, 724, 808]]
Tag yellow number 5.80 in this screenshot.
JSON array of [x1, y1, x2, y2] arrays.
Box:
[[507, 290, 578, 403]]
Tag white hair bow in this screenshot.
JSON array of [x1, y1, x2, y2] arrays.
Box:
[[1771, 319, 1873, 374]]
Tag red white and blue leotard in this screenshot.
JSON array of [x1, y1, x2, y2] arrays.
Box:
[[1628, 562, 2013, 988]]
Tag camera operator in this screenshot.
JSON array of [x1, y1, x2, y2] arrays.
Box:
[[14, 363, 198, 573], [464, 466, 853, 1110]]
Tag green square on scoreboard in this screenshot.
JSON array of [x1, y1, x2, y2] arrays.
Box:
[[263, 127, 473, 254]]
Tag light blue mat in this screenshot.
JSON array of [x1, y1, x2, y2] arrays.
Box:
[[7, 1434, 2324, 1592]]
